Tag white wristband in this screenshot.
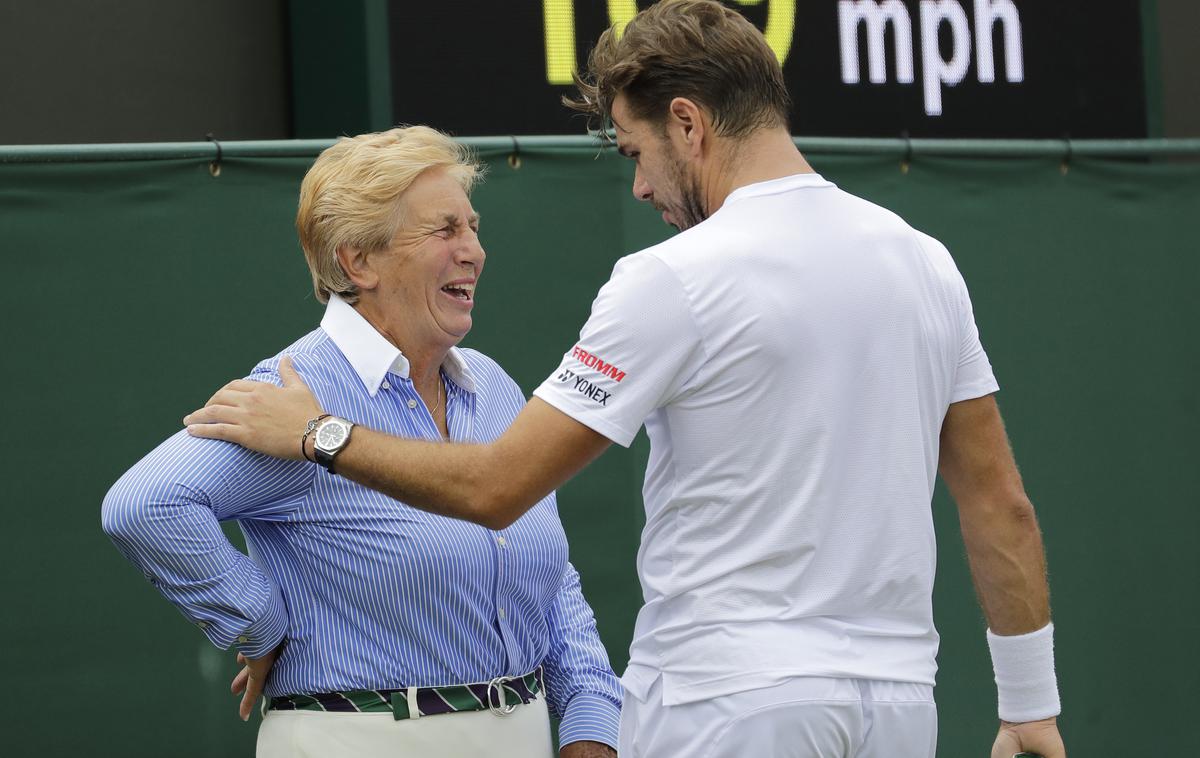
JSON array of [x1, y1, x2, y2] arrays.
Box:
[[986, 622, 1061, 723]]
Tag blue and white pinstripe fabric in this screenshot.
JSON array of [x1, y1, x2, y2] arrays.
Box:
[[102, 297, 622, 747]]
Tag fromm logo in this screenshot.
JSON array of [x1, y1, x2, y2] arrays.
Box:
[[571, 346, 627, 382]]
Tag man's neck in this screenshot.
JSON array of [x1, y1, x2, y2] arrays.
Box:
[[703, 128, 814, 217]]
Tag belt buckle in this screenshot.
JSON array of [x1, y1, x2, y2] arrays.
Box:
[[485, 677, 519, 717]]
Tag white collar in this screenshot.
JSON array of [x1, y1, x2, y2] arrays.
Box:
[[723, 172, 833, 207], [319, 294, 478, 397]]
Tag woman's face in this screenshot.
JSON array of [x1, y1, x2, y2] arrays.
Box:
[[371, 167, 485, 351]]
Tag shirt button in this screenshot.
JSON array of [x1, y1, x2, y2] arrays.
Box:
[[498, 608, 506, 619], [381, 381, 390, 390], [497, 536, 507, 547], [237, 635, 249, 643], [407, 399, 417, 409], [197, 621, 209, 630]]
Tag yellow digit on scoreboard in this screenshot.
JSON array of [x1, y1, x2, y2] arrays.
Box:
[[544, 0, 577, 85], [608, 0, 638, 40], [545, 0, 796, 86], [733, 0, 795, 64]]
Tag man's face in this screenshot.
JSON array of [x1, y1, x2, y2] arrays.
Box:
[[372, 167, 485, 348], [612, 94, 707, 231]]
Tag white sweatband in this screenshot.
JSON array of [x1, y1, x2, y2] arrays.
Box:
[[986, 622, 1061, 723]]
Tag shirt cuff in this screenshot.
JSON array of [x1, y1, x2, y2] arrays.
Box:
[[228, 584, 288, 659], [557, 692, 621, 750]]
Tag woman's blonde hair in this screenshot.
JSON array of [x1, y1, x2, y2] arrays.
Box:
[[296, 126, 482, 304]]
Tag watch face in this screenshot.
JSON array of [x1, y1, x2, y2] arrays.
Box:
[[316, 421, 349, 450]]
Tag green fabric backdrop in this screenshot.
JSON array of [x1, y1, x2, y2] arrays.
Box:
[[1, 144, 1196, 756]]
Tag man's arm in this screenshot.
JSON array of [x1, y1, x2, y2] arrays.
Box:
[[187, 252, 703, 531], [939, 395, 1049, 633], [938, 394, 1066, 758], [185, 357, 613, 530], [343, 398, 611, 529]]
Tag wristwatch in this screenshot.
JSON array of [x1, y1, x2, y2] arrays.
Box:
[[312, 415, 354, 472]]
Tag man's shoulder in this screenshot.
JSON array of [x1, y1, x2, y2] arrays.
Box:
[[907, 228, 965, 284], [633, 220, 731, 265], [800, 185, 922, 242], [607, 231, 710, 291], [596, 247, 692, 314]]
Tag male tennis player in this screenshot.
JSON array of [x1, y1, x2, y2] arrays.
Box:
[[186, 2, 1066, 756]]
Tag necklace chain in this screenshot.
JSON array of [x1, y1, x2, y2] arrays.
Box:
[[429, 375, 443, 416]]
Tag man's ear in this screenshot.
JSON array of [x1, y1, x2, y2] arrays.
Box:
[[667, 97, 707, 160], [335, 245, 380, 291]]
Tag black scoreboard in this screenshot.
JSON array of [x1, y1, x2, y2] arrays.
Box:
[[376, 1, 1149, 138]]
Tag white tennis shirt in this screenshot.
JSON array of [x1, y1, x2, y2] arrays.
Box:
[[534, 173, 999, 705]]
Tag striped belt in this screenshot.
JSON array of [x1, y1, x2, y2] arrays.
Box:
[[268, 668, 543, 720]]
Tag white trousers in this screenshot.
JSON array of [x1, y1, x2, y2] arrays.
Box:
[[618, 676, 937, 758], [257, 692, 554, 758]]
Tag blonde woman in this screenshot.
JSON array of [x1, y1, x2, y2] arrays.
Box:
[[103, 127, 620, 758]]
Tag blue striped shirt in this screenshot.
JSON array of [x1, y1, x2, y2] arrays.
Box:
[[101, 296, 622, 748]]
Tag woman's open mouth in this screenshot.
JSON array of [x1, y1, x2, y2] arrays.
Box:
[[441, 282, 475, 303]]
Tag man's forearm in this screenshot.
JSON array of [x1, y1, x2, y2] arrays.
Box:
[[324, 400, 612, 529], [940, 397, 1062, 734], [185, 363, 610, 529], [940, 396, 1052, 635], [329, 427, 541, 530], [958, 491, 1051, 634]]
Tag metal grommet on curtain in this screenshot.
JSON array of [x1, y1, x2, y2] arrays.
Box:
[[206, 133, 223, 177], [1060, 134, 1073, 176], [507, 136, 522, 170], [900, 130, 913, 175]]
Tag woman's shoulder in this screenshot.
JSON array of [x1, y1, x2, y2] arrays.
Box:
[[452, 347, 530, 405], [454, 347, 517, 387], [247, 328, 348, 387]]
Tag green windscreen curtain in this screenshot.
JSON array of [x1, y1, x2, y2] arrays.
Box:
[[1, 144, 1196, 756]]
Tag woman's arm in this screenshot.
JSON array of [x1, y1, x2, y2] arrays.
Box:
[[102, 371, 315, 659], [541, 563, 622, 754]]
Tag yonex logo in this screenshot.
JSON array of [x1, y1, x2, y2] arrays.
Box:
[[554, 367, 611, 407], [571, 346, 626, 382]]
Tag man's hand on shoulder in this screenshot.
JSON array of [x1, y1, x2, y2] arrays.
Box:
[[991, 717, 1065, 758], [560, 740, 618, 758], [185, 355, 322, 460]]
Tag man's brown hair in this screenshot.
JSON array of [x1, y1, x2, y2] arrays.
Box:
[[567, 0, 791, 137]]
